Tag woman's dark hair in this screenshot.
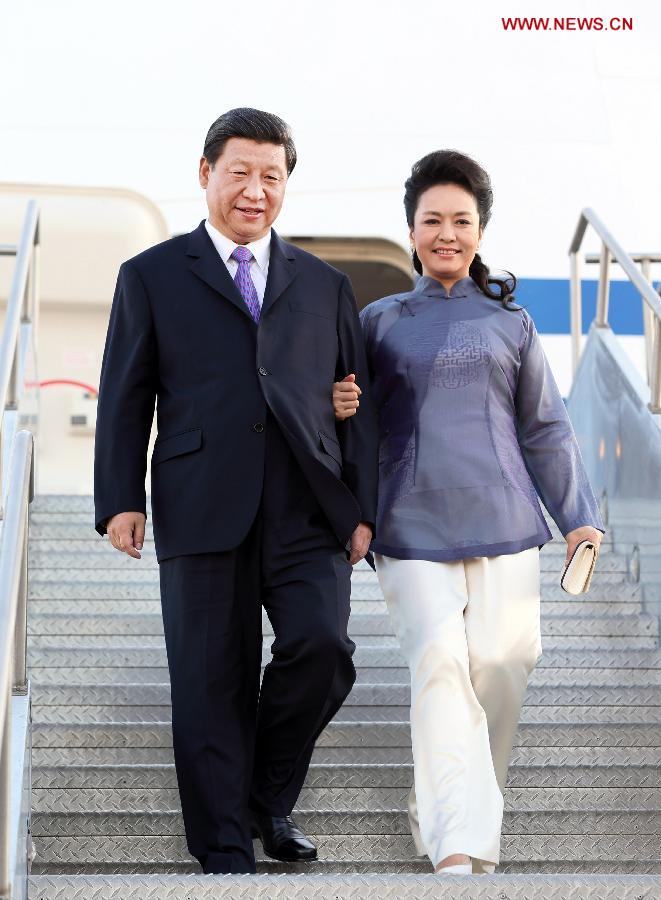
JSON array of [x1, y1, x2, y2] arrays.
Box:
[[404, 150, 517, 307], [203, 107, 297, 174]]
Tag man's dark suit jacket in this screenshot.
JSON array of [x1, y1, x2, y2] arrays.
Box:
[[94, 221, 379, 563]]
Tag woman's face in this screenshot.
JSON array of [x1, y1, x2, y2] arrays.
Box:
[[410, 183, 483, 287]]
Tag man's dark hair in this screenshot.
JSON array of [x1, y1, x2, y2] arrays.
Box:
[[203, 107, 297, 174]]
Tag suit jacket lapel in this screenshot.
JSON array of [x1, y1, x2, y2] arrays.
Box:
[[186, 221, 254, 322], [261, 231, 297, 318]]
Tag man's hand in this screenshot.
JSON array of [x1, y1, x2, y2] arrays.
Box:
[[106, 511, 147, 560], [564, 525, 602, 565], [349, 521, 372, 565], [333, 373, 361, 420]]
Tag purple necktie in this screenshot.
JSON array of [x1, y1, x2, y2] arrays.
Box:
[[231, 245, 261, 323]]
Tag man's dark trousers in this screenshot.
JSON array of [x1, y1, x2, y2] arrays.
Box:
[[159, 413, 356, 874]]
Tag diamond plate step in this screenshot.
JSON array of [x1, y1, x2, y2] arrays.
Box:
[[26, 597, 647, 630], [31, 666, 661, 688], [26, 568, 629, 589], [30, 785, 661, 813], [26, 862, 661, 877], [30, 721, 661, 749], [27, 872, 661, 895], [29, 682, 661, 708], [25, 600, 649, 626], [27, 581, 639, 602], [31, 810, 661, 839], [25, 645, 661, 673], [27, 833, 661, 864], [27, 664, 661, 688], [29, 634, 657, 651], [26, 633, 658, 653], [29, 704, 661, 725], [30, 861, 439, 875], [27, 613, 657, 640], [30, 762, 661, 790], [31, 745, 661, 768]]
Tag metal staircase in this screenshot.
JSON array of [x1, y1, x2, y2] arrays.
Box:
[[1, 201, 659, 897], [25, 496, 661, 899]]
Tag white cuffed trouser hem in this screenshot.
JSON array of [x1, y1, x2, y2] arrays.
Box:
[[408, 786, 500, 871], [410, 676, 504, 868], [420, 772, 503, 869], [426, 829, 502, 872], [409, 795, 497, 874]]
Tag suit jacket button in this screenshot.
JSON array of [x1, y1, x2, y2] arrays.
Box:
[[258, 367, 268, 376], [253, 423, 264, 433]]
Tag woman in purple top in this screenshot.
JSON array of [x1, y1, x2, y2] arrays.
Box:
[[333, 150, 604, 876]]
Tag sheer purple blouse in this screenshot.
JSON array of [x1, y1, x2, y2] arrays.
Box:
[[360, 274, 604, 561]]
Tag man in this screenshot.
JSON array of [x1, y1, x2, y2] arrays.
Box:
[[94, 108, 378, 875]]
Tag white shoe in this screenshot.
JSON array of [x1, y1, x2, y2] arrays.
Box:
[[435, 862, 472, 875]]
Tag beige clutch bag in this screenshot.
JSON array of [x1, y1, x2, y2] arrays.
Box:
[[561, 540, 597, 595]]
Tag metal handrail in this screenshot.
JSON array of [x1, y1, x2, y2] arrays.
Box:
[[0, 201, 39, 897], [0, 200, 39, 515], [0, 430, 34, 897], [569, 207, 661, 412]]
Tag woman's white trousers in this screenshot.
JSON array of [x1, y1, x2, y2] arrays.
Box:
[[375, 548, 542, 873]]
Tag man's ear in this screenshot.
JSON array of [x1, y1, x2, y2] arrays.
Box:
[[199, 157, 210, 189]]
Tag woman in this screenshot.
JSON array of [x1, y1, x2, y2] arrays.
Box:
[[333, 150, 604, 876]]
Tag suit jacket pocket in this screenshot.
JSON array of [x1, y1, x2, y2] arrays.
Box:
[[152, 427, 203, 465], [289, 298, 335, 319], [318, 430, 342, 467]]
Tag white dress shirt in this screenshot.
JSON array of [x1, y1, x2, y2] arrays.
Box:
[[204, 219, 271, 307]]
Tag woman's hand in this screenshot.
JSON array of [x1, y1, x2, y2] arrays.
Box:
[[564, 525, 602, 565], [333, 373, 362, 420]]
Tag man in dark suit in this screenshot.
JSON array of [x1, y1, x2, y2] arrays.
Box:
[[93, 108, 378, 875]]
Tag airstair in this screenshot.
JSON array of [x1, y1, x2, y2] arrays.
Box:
[[2, 203, 661, 899]]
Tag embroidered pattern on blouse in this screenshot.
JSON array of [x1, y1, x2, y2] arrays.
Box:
[[427, 321, 493, 390]]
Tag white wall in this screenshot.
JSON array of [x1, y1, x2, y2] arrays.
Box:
[[3, 0, 660, 277]]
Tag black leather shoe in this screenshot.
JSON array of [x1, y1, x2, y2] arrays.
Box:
[[251, 812, 317, 862]]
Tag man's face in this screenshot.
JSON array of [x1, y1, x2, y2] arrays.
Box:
[[199, 137, 289, 244]]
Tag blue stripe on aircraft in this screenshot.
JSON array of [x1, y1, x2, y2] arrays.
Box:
[[515, 278, 656, 334]]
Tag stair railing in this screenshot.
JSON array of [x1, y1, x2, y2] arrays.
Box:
[[0, 431, 34, 898], [0, 200, 39, 899], [569, 208, 661, 413]]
